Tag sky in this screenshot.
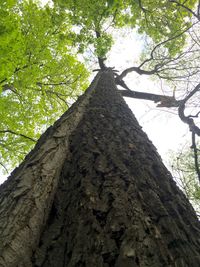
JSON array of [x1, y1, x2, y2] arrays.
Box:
[[0, 27, 192, 184]]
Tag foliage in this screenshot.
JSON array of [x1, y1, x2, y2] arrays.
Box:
[[0, 0, 89, 172], [54, 0, 197, 56], [0, 0, 199, 173], [170, 145, 200, 217]]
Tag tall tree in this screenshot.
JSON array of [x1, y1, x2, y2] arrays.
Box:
[[1, 0, 199, 174], [0, 69, 200, 266], [1, 1, 200, 266]]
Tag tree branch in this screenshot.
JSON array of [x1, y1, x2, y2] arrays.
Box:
[[178, 83, 200, 136], [137, 0, 148, 13], [0, 63, 43, 86], [116, 79, 181, 107], [181, 83, 200, 104], [95, 30, 107, 70], [191, 132, 200, 183], [188, 111, 200, 118], [117, 66, 158, 79], [117, 23, 195, 81], [0, 162, 9, 174], [0, 130, 37, 142], [198, 0, 200, 17], [170, 0, 200, 20], [36, 81, 71, 87]]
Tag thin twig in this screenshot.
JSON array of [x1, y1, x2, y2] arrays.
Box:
[[0, 162, 9, 174], [0, 130, 36, 142], [191, 132, 200, 182], [170, 0, 200, 20], [117, 23, 197, 81], [178, 83, 200, 136]]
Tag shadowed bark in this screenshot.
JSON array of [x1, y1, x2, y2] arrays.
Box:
[[0, 70, 200, 267]]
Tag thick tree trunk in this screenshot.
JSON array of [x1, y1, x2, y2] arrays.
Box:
[[0, 70, 200, 267]]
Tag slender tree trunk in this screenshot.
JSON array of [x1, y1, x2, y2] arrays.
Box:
[[0, 70, 200, 267]]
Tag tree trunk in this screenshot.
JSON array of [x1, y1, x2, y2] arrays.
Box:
[[0, 70, 200, 267]]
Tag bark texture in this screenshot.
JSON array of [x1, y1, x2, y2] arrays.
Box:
[[0, 76, 100, 267], [0, 70, 200, 267], [33, 70, 200, 266]]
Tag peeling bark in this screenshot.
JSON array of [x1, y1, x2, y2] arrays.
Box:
[[0, 70, 200, 266]]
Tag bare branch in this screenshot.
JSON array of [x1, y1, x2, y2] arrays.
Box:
[[178, 83, 200, 136], [181, 83, 200, 104], [116, 79, 181, 107], [116, 66, 157, 80], [119, 90, 181, 107], [117, 23, 197, 81], [188, 111, 200, 118]]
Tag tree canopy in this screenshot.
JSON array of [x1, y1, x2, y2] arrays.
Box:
[[0, 0, 89, 170], [0, 0, 200, 179]]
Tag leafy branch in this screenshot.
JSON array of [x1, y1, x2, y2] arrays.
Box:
[[169, 0, 200, 21]]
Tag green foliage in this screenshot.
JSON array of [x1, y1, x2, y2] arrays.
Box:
[[94, 33, 113, 58], [0, 0, 198, 174], [54, 0, 197, 56], [170, 146, 200, 216], [132, 0, 193, 54], [0, 0, 89, 172]]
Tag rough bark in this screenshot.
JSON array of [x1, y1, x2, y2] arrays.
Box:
[[0, 76, 100, 266], [0, 70, 200, 267]]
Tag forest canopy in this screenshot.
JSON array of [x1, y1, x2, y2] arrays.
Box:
[[0, 0, 200, 183]]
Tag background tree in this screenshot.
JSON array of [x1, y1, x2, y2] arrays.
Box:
[[170, 143, 200, 217]]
